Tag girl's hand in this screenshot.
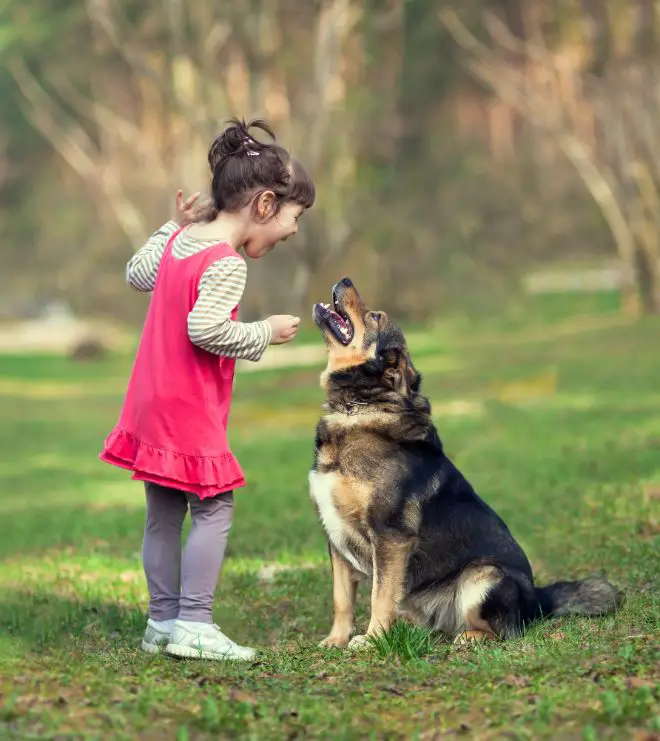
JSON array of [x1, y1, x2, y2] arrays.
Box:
[[266, 315, 301, 345], [175, 189, 215, 225]]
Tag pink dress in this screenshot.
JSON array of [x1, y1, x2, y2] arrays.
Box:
[[100, 227, 246, 499]]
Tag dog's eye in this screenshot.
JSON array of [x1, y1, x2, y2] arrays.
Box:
[[370, 312, 380, 323]]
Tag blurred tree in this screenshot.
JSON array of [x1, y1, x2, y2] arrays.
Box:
[[3, 0, 409, 315], [0, 0, 640, 325], [442, 0, 660, 314]]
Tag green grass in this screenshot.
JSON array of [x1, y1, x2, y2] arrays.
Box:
[[1, 310, 659, 739], [366, 621, 441, 663]]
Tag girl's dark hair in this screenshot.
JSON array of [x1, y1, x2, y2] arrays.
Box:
[[206, 117, 315, 220]]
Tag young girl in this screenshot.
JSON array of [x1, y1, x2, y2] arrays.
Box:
[[100, 118, 315, 661]]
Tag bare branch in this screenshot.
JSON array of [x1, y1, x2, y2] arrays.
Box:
[[10, 58, 99, 180], [482, 10, 553, 65], [84, 0, 165, 84], [46, 72, 170, 183], [11, 58, 148, 247], [440, 7, 643, 313]]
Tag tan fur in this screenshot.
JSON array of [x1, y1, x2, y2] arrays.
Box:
[[319, 547, 360, 649], [455, 564, 501, 634], [365, 539, 413, 638], [323, 346, 375, 374], [402, 498, 422, 533], [466, 608, 496, 635], [318, 285, 382, 386], [322, 411, 396, 430], [453, 630, 495, 645], [333, 476, 373, 522], [316, 446, 336, 470], [308, 471, 370, 575]]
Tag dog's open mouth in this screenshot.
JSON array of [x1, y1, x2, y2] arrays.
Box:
[[313, 293, 354, 345]]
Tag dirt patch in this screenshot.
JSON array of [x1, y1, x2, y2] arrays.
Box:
[[0, 317, 133, 354]]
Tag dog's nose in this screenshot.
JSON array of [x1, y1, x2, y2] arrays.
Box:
[[339, 277, 353, 287]]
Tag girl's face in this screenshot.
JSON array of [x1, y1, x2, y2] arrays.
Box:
[[243, 196, 304, 259]]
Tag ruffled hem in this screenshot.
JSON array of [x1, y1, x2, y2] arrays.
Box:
[[99, 428, 245, 499]]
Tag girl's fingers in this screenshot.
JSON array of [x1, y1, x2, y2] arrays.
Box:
[[176, 189, 183, 209], [183, 192, 201, 210]]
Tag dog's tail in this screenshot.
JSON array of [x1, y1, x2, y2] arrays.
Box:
[[535, 576, 623, 618]]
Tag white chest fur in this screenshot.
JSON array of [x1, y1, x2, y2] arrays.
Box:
[[308, 470, 366, 573]]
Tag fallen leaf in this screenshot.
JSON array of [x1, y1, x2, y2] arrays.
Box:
[[643, 483, 660, 501], [504, 674, 530, 688], [313, 672, 337, 684], [638, 521, 660, 538], [625, 677, 656, 690], [228, 689, 258, 705], [257, 672, 288, 681]]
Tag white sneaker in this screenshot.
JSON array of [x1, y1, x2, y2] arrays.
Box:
[[165, 620, 257, 661], [141, 618, 176, 654]]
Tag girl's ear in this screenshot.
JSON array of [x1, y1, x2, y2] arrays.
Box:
[[256, 190, 276, 220]]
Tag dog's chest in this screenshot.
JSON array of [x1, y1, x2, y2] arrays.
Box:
[[308, 470, 368, 574]]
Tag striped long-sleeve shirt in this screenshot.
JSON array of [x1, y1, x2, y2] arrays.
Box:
[[126, 221, 272, 362]]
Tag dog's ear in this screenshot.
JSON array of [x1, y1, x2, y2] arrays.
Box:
[[408, 361, 421, 393], [381, 347, 419, 396]]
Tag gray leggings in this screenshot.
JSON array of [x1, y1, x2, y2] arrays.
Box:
[[142, 482, 233, 623]]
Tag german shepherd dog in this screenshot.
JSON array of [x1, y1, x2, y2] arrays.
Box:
[[309, 278, 622, 649]]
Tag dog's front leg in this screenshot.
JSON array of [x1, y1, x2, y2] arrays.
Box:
[[319, 544, 359, 649], [348, 537, 410, 650]]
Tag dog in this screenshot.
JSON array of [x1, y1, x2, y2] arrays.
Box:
[[309, 277, 622, 649]]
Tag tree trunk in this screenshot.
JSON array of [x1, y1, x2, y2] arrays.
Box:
[[635, 245, 660, 314]]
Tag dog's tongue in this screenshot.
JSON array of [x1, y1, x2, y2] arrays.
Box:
[[328, 310, 348, 328]]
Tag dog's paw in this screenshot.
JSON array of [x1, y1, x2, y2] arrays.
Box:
[[319, 634, 351, 649], [347, 634, 371, 651], [453, 630, 493, 645]]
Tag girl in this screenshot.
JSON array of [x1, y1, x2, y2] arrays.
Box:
[[100, 118, 315, 661]]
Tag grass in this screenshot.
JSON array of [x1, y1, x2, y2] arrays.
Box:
[[366, 622, 441, 663], [0, 306, 659, 740]]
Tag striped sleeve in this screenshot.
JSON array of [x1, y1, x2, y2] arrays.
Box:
[[125, 220, 179, 292], [187, 256, 273, 361]]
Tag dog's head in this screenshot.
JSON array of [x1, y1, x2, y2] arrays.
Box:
[[312, 278, 421, 406]]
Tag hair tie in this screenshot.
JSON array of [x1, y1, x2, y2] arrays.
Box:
[[243, 136, 260, 156]]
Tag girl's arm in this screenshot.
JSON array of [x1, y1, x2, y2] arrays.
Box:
[[125, 221, 179, 292], [188, 257, 273, 361]]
